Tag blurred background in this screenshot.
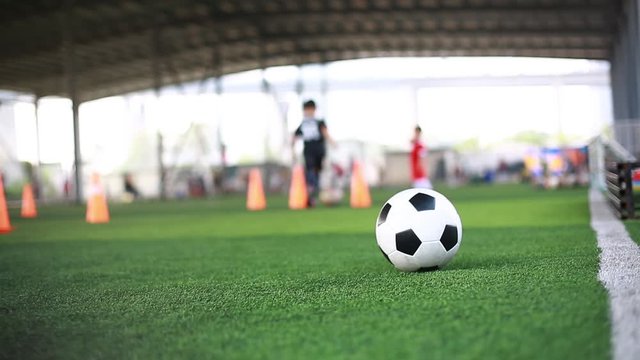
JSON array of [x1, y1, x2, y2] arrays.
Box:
[[0, 0, 637, 203]]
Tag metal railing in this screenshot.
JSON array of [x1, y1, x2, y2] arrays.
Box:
[[590, 135, 638, 219]]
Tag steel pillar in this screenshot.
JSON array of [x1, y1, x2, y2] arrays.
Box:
[[33, 96, 41, 170], [321, 63, 329, 118], [33, 96, 42, 199], [151, 25, 166, 200], [612, 0, 640, 121], [64, 3, 82, 203]]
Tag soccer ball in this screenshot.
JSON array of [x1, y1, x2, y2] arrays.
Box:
[[376, 188, 462, 272]]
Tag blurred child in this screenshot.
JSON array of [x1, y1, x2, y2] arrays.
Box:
[[292, 100, 334, 207], [411, 126, 432, 189], [123, 172, 141, 202]]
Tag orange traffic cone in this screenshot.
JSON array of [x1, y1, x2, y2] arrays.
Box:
[[86, 173, 110, 224], [246, 168, 267, 211], [0, 176, 12, 234], [289, 165, 308, 210], [350, 161, 372, 209], [21, 183, 37, 218]]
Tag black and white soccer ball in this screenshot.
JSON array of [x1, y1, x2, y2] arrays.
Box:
[[376, 189, 462, 272]]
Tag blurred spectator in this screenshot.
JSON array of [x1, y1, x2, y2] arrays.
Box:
[[123, 173, 141, 201], [410, 126, 432, 189]]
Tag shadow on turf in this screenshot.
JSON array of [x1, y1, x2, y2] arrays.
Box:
[[374, 252, 524, 274], [441, 255, 524, 272]]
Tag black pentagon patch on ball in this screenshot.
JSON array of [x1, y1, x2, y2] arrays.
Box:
[[439, 225, 458, 251], [377, 203, 392, 226], [409, 193, 436, 211], [378, 246, 392, 264], [395, 229, 422, 256]]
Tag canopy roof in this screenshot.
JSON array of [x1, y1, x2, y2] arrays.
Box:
[[0, 0, 622, 102]]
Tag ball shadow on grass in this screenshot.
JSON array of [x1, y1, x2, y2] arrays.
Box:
[[440, 254, 525, 272]]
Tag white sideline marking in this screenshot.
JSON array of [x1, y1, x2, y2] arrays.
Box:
[[589, 189, 640, 360]]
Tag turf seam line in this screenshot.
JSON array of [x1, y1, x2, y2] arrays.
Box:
[[589, 189, 640, 360]]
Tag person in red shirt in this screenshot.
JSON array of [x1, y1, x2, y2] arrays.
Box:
[[410, 126, 432, 189]]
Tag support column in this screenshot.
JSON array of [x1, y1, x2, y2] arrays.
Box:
[[292, 64, 304, 149], [261, 69, 271, 161], [320, 62, 329, 118], [295, 65, 304, 97], [213, 44, 226, 170], [611, 0, 640, 156], [215, 77, 226, 168], [611, 38, 626, 120], [258, 36, 271, 162], [63, 3, 82, 203], [33, 96, 41, 171], [151, 25, 166, 200], [626, 0, 639, 119], [156, 122, 165, 199], [612, 0, 640, 121], [634, 0, 640, 119], [33, 96, 42, 199], [71, 98, 81, 202], [211, 42, 223, 96]]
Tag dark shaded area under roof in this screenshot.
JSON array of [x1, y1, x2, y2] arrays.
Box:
[[0, 0, 623, 102]]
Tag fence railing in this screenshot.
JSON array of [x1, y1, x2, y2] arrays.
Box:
[[590, 135, 638, 219]]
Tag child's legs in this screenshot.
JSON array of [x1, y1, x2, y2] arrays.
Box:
[[412, 177, 433, 189], [304, 153, 322, 197]]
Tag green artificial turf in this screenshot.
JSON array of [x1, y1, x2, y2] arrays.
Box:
[[0, 185, 610, 359], [623, 220, 640, 246]]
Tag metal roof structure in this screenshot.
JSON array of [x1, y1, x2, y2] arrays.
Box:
[[0, 0, 623, 102]]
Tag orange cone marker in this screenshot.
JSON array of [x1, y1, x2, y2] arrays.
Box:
[[350, 161, 372, 209], [246, 168, 267, 211], [0, 176, 12, 234], [289, 165, 308, 210], [21, 183, 37, 218], [86, 173, 110, 224]]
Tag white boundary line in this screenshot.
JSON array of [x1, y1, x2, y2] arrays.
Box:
[[589, 189, 640, 360]]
